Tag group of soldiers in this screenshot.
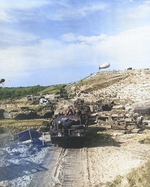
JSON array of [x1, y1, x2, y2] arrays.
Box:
[[56, 99, 91, 127]]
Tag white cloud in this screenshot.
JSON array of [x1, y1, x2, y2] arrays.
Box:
[[117, 1, 150, 30], [0, 0, 51, 22], [0, 10, 11, 22], [61, 26, 150, 70], [95, 26, 150, 69], [49, 3, 107, 21], [129, 1, 150, 19], [1, 25, 150, 83], [0, 0, 51, 10], [78, 4, 107, 16], [0, 0, 107, 23], [0, 28, 39, 47], [61, 33, 107, 43]]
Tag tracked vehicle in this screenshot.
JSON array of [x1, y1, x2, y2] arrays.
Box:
[[50, 115, 86, 146]]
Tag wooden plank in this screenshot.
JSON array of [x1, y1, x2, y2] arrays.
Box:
[[131, 129, 140, 133]]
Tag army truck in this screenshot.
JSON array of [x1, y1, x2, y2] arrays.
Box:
[[50, 115, 86, 146]]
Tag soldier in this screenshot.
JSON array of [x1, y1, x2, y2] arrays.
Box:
[[67, 105, 75, 115], [84, 114, 89, 128], [137, 116, 143, 128]]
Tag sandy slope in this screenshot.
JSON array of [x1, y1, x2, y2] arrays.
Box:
[[87, 132, 150, 186]]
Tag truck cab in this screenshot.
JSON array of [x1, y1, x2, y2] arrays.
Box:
[[50, 115, 86, 146]]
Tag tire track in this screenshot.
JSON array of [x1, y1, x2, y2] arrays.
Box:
[[62, 149, 84, 187], [29, 146, 90, 187], [49, 147, 91, 187]]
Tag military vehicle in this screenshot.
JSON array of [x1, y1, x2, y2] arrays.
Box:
[[50, 115, 86, 146]]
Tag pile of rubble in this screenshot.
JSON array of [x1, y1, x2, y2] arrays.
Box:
[[72, 98, 148, 133], [95, 109, 146, 133], [54, 95, 149, 133], [72, 69, 150, 132], [77, 69, 150, 103]]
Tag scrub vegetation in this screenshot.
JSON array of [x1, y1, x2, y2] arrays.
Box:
[[71, 72, 129, 93], [0, 118, 49, 135], [39, 84, 66, 94], [0, 84, 67, 100], [106, 161, 150, 187], [0, 85, 48, 100]]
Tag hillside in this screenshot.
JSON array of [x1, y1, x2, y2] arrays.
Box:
[[66, 68, 150, 104], [1, 68, 150, 187], [1, 68, 150, 122]]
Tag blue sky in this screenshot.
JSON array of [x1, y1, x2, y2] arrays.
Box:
[[1, 0, 150, 87]]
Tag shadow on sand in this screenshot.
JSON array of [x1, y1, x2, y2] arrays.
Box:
[[53, 126, 122, 149], [84, 126, 122, 148]]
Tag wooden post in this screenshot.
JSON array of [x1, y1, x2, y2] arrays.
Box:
[[42, 132, 45, 146], [28, 129, 32, 141]]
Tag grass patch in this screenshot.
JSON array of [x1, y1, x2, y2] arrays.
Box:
[[74, 73, 128, 92], [34, 105, 45, 112], [0, 118, 50, 133], [106, 161, 150, 187], [39, 84, 66, 94], [138, 129, 150, 144], [106, 175, 123, 187], [0, 109, 5, 119]]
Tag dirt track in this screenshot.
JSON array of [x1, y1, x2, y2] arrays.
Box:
[[29, 132, 150, 187], [29, 147, 89, 187]]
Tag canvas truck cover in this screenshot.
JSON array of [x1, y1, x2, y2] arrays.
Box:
[[134, 106, 150, 115]]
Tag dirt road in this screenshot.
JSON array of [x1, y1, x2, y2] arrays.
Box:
[[29, 132, 150, 187], [30, 147, 90, 187]]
